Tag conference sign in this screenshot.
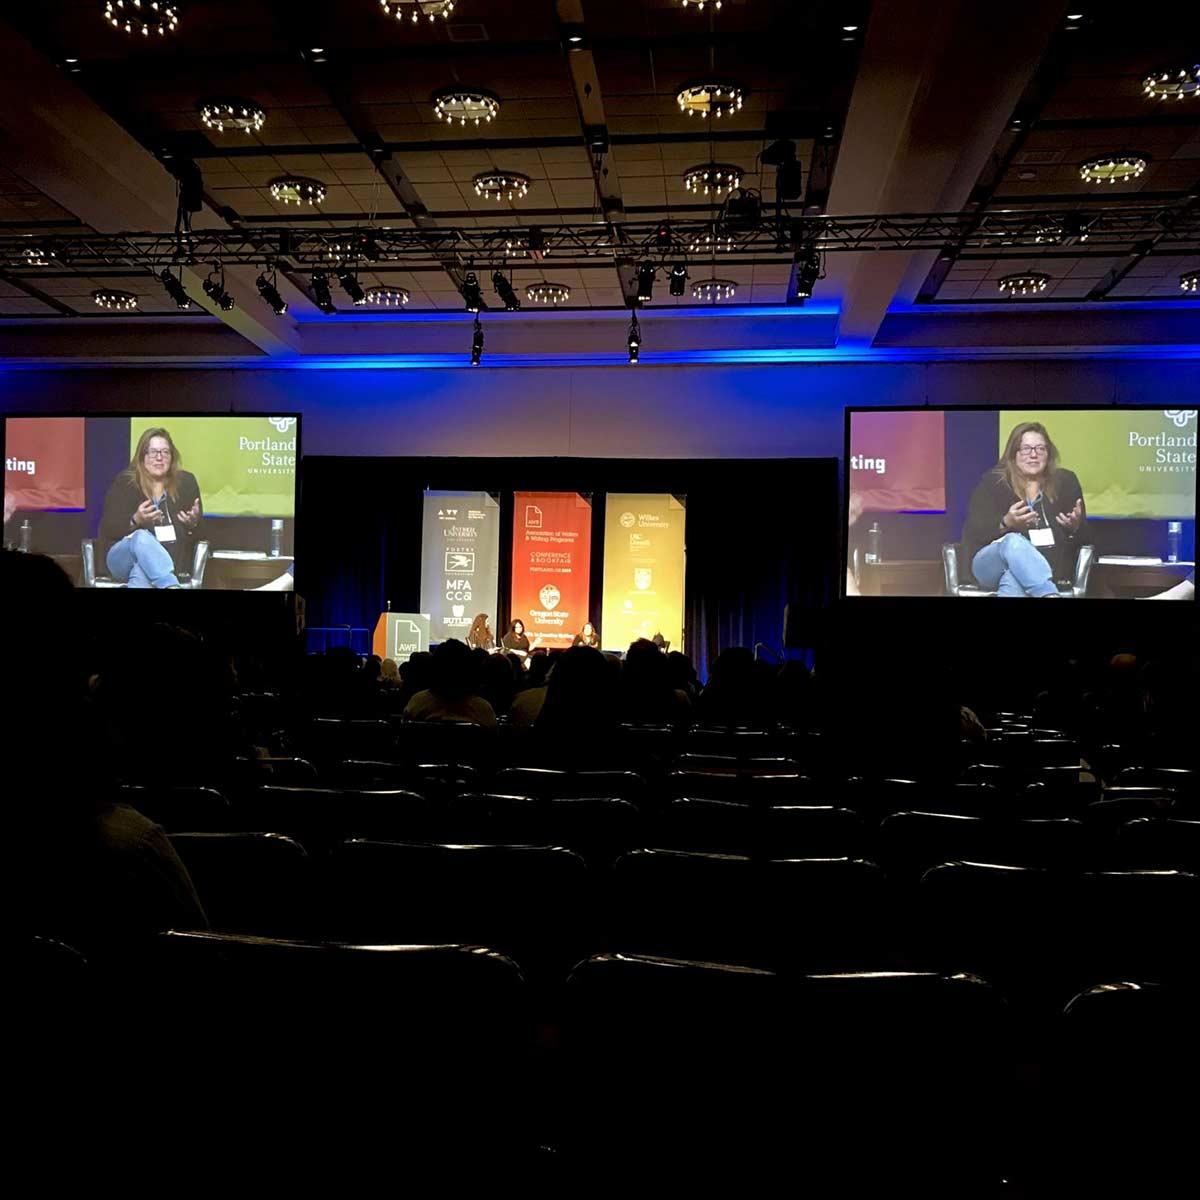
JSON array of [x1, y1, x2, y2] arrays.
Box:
[[511, 491, 592, 649], [420, 490, 500, 640]]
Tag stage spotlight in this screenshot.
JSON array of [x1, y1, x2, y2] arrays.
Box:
[[158, 268, 192, 308], [337, 269, 366, 304], [256, 270, 288, 315], [761, 139, 803, 200], [460, 270, 484, 312], [471, 315, 484, 365], [528, 226, 546, 262], [794, 247, 822, 299], [202, 266, 235, 311], [310, 270, 336, 313], [655, 224, 674, 251], [627, 313, 641, 364], [669, 263, 687, 297], [722, 187, 761, 233], [636, 260, 656, 302], [492, 270, 521, 311]]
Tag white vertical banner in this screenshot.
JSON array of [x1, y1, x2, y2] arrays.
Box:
[[419, 490, 500, 642]]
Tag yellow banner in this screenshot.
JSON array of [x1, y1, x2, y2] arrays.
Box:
[[602, 494, 686, 652]]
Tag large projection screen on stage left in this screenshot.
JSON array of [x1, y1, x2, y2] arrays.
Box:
[[3, 413, 299, 590]]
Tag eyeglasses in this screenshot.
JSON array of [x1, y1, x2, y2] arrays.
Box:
[[144, 448, 172, 459], [1016, 445, 1049, 458]]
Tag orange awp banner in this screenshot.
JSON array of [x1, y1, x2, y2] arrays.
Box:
[[510, 492, 593, 650], [4, 417, 86, 511]]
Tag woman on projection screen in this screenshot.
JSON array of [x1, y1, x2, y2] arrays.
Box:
[[99, 426, 203, 589], [961, 420, 1087, 598]]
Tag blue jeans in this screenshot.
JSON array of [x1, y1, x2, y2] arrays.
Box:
[[106, 529, 180, 589], [972, 533, 1059, 597]]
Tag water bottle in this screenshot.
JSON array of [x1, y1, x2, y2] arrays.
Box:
[[865, 522, 882, 565], [269, 518, 283, 558], [18, 519, 31, 553], [1167, 520, 1181, 564]]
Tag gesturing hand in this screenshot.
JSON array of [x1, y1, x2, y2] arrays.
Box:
[[1056, 499, 1083, 534], [134, 499, 163, 528], [1003, 500, 1039, 531], [176, 499, 202, 528]]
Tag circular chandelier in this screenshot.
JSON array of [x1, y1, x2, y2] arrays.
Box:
[[1181, 270, 1199, 294], [688, 229, 736, 253], [1079, 154, 1147, 184], [433, 87, 500, 126], [998, 271, 1050, 296], [691, 278, 738, 302], [680, 2, 721, 10], [269, 176, 327, 205], [92, 288, 138, 310], [525, 281, 571, 305], [474, 171, 531, 202], [1143, 63, 1199, 101], [198, 98, 266, 135], [360, 286, 411, 307], [677, 81, 745, 119], [683, 163, 743, 195], [21, 246, 56, 267], [380, 1, 455, 22], [103, 1, 180, 36]]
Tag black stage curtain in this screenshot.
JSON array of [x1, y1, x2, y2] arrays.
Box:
[[299, 456, 837, 677]]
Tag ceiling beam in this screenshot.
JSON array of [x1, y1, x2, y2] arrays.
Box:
[[0, 20, 301, 355]]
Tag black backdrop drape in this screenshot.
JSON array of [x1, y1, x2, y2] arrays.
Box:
[[299, 456, 837, 678]]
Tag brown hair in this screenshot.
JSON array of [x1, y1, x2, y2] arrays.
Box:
[[126, 427, 183, 503], [468, 613, 491, 643], [994, 421, 1060, 503]]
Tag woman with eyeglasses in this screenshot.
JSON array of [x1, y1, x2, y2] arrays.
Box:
[[98, 427, 203, 588], [962, 420, 1086, 597]]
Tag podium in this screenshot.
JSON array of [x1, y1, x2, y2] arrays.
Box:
[[372, 611, 431, 663]]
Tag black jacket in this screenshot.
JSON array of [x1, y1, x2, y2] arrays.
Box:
[[99, 470, 203, 573], [962, 467, 1087, 583]]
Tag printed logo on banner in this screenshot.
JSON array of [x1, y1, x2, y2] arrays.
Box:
[[1164, 410, 1198, 429], [268, 416, 298, 434], [468, 509, 488, 519], [525, 504, 543, 528], [452, 604, 465, 618], [620, 511, 636, 528], [445, 551, 475, 574], [539, 584, 561, 610], [437, 508, 458, 520], [630, 533, 651, 551], [634, 567, 652, 591]]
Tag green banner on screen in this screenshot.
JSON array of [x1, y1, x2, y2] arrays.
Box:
[[1001, 410, 1196, 518], [131, 416, 297, 516]]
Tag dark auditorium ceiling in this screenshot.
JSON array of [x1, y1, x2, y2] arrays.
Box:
[[0, 0, 1196, 361]]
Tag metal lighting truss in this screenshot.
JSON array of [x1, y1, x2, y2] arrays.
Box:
[[4, 203, 1197, 275]]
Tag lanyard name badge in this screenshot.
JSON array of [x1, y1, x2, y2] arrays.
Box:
[[152, 495, 177, 544], [1029, 493, 1055, 548]]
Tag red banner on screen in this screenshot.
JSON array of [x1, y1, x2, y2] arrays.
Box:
[[4, 417, 86, 511], [511, 492, 592, 650], [848, 409, 946, 512]]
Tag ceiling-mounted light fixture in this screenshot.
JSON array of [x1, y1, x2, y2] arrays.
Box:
[[433, 87, 501, 127], [669, 263, 688, 297], [103, 1, 180, 37], [198, 98, 266, 135], [269, 176, 327, 206], [470, 315, 484, 366], [793, 246, 823, 300], [337, 270, 366, 305], [525, 280, 571, 305], [998, 271, 1051, 296], [310, 270, 336, 313], [691, 277, 737, 302], [677, 80, 745, 120], [92, 288, 138, 310], [1079, 154, 1147, 184], [202, 265, 235, 312], [627, 313, 641, 364], [683, 163, 743, 196], [362, 286, 411, 307], [492, 271, 521, 311], [256, 269, 288, 315], [687, 229, 735, 254], [460, 271, 484, 312], [379, 0, 455, 23], [474, 172, 531, 202], [1143, 63, 1200, 101], [20, 246, 56, 267], [158, 267, 191, 308], [680, 1, 722, 10], [636, 261, 656, 303], [1180, 269, 1199, 293]]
